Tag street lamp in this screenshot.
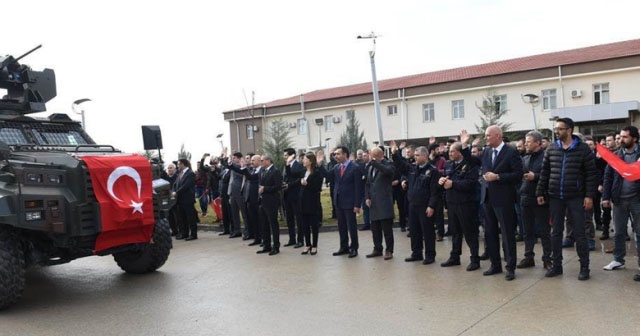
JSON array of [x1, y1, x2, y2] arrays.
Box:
[[216, 133, 224, 151], [71, 98, 91, 130], [325, 137, 332, 152], [357, 32, 384, 145], [522, 93, 539, 132], [314, 118, 324, 147]]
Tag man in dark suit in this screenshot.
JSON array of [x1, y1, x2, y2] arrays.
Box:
[[257, 154, 283, 256], [218, 160, 232, 236], [172, 158, 198, 241], [365, 147, 396, 260], [227, 154, 262, 246], [283, 148, 305, 247], [481, 125, 524, 281], [331, 146, 363, 258]]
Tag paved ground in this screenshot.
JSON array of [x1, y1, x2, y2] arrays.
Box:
[[2, 230, 640, 336]]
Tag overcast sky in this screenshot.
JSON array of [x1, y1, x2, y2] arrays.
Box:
[[3, 0, 640, 163]]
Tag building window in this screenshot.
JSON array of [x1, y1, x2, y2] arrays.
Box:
[[452, 100, 465, 120], [422, 103, 435, 123], [594, 83, 610, 104], [246, 124, 254, 139], [494, 94, 507, 112], [346, 109, 355, 120], [297, 118, 307, 135], [542, 89, 557, 110], [387, 105, 398, 116], [324, 115, 334, 132]]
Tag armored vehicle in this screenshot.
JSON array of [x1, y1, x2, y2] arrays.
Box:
[[0, 46, 173, 309]]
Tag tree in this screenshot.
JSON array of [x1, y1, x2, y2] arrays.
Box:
[[140, 150, 155, 159], [474, 90, 514, 136], [338, 116, 368, 154], [263, 119, 293, 171], [177, 143, 192, 161]]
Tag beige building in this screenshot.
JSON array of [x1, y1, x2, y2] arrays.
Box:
[[223, 38, 640, 153]]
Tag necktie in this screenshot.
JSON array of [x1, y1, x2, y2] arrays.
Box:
[[340, 164, 346, 178], [492, 149, 498, 165]]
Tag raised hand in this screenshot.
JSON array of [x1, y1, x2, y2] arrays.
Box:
[[399, 141, 407, 149], [429, 136, 436, 145], [317, 150, 325, 164], [460, 129, 470, 144]]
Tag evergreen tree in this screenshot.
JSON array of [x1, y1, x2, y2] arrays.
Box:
[[177, 143, 192, 161], [338, 116, 368, 154], [474, 91, 513, 136], [263, 119, 293, 170]]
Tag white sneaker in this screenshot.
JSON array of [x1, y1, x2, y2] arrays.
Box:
[[603, 260, 625, 271]]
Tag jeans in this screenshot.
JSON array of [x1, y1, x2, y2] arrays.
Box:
[[612, 197, 640, 264], [550, 198, 589, 268]]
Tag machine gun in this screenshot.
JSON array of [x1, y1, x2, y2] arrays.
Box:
[[0, 45, 57, 114]]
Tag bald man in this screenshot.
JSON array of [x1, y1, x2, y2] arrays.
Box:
[[364, 147, 396, 259], [480, 125, 523, 280]]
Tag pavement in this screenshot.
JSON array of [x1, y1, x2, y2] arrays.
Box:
[[2, 229, 640, 336]]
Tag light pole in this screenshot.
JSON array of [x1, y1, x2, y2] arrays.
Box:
[[522, 93, 539, 132], [71, 98, 91, 130], [325, 137, 332, 153], [314, 118, 324, 147], [357, 32, 384, 145], [216, 133, 224, 151]]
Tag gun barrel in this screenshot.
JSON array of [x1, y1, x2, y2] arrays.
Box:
[[14, 44, 42, 63]]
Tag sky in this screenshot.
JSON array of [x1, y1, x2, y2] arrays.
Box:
[[3, 0, 640, 163]]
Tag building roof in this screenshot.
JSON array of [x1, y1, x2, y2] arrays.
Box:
[[233, 38, 640, 111]]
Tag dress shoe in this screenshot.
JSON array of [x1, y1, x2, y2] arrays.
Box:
[[366, 250, 383, 258], [516, 258, 535, 269], [505, 270, 515, 281], [626, 234, 631, 241], [242, 235, 251, 241], [436, 234, 443, 242], [633, 273, 640, 282], [483, 265, 503, 276], [301, 247, 311, 255], [175, 235, 186, 240], [332, 249, 349, 256], [256, 248, 272, 254], [171, 232, 177, 237], [229, 233, 242, 238], [400, 227, 406, 232], [440, 258, 461, 267], [600, 232, 610, 240], [248, 241, 261, 246], [310, 247, 318, 255], [422, 257, 435, 265], [578, 267, 590, 280], [404, 255, 423, 262], [348, 249, 358, 258], [384, 251, 393, 260], [185, 236, 198, 241], [268, 248, 280, 256], [545, 267, 563, 277], [218, 231, 230, 236], [466, 262, 480, 271], [294, 242, 304, 248], [284, 241, 296, 247], [359, 225, 370, 231], [543, 260, 552, 271], [479, 251, 489, 260]]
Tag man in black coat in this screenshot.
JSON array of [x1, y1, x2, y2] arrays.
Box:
[[392, 142, 441, 265], [172, 158, 198, 241], [439, 138, 481, 271], [481, 125, 523, 281], [257, 154, 283, 256], [536, 118, 597, 280], [517, 131, 551, 271], [283, 148, 305, 247], [218, 156, 233, 236], [364, 147, 396, 260]]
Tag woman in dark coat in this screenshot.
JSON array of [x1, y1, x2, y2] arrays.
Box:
[[298, 152, 323, 255]]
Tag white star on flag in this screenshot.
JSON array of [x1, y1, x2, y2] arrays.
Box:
[[130, 200, 144, 214]]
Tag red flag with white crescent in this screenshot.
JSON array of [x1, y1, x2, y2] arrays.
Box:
[[596, 143, 640, 182], [80, 154, 155, 252]]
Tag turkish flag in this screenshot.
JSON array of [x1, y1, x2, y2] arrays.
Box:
[[80, 154, 155, 252], [596, 143, 640, 182]]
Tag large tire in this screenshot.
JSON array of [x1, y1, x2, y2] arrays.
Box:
[[113, 219, 172, 274], [0, 227, 25, 310]]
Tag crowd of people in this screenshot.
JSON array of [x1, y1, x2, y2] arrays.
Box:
[[162, 117, 640, 282]]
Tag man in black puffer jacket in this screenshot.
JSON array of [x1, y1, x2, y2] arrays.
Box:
[[536, 118, 597, 280]]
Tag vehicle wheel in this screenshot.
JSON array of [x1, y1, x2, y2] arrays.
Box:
[[113, 219, 172, 274], [0, 227, 25, 310]]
